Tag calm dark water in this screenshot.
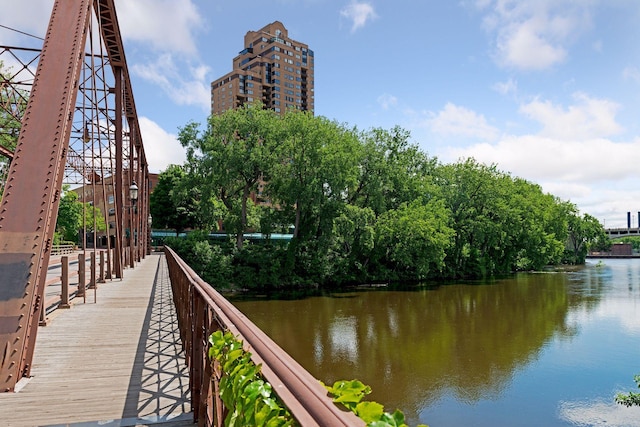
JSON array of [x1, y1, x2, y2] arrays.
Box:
[[230, 259, 640, 426]]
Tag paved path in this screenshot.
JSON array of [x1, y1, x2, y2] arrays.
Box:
[[0, 253, 194, 427]]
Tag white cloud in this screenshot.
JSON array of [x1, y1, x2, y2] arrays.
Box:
[[592, 39, 603, 53], [623, 66, 640, 83], [442, 134, 640, 227], [492, 78, 518, 96], [445, 135, 640, 185], [132, 54, 211, 112], [559, 399, 640, 426], [0, 0, 204, 56], [138, 117, 186, 173], [0, 0, 52, 46], [519, 93, 622, 140], [478, 0, 593, 70], [429, 93, 639, 227], [377, 93, 398, 110], [117, 0, 204, 55], [340, 1, 378, 33], [428, 103, 500, 141]]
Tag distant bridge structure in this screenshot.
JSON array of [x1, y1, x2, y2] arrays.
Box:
[[605, 228, 640, 239]]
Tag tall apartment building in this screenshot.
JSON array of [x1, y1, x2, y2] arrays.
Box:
[[211, 21, 314, 116]]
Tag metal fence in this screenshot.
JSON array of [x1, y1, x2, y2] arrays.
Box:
[[164, 246, 363, 427]]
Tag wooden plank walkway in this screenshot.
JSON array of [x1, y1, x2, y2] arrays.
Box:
[[0, 253, 194, 427]]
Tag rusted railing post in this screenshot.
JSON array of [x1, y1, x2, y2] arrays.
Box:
[[106, 247, 112, 279], [88, 251, 96, 289], [38, 296, 47, 326], [99, 250, 105, 283], [78, 253, 86, 300], [192, 295, 205, 423], [60, 256, 71, 309]]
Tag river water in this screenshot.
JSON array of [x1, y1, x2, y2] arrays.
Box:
[[229, 258, 640, 426]]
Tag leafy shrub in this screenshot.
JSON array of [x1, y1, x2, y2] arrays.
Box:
[[324, 379, 429, 427], [208, 331, 297, 427], [209, 330, 429, 427]]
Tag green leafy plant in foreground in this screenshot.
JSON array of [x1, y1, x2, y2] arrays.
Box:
[[615, 374, 640, 407], [323, 379, 429, 427], [209, 330, 428, 427], [208, 330, 297, 426]]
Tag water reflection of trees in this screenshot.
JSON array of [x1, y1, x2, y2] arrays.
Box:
[[232, 270, 605, 424]]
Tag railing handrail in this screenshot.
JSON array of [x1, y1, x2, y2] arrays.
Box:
[[164, 246, 364, 427], [51, 243, 75, 256]]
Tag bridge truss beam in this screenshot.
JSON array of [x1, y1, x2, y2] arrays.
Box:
[[0, 0, 149, 392]]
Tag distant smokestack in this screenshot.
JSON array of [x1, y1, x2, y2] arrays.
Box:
[[628, 211, 631, 229]]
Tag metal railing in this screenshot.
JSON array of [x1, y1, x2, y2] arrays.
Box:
[[164, 246, 364, 427], [51, 244, 75, 256], [41, 250, 109, 324]]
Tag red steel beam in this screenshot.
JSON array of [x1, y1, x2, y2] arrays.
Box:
[[0, 0, 92, 391], [0, 0, 149, 393]]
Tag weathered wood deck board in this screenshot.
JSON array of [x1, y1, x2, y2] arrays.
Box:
[[0, 253, 193, 427]]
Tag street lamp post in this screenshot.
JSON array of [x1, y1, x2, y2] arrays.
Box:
[[147, 214, 152, 255], [129, 181, 138, 268]]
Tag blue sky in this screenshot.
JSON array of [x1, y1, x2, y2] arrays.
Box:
[[3, 0, 640, 227]]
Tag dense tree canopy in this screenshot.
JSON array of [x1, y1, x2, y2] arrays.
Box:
[[55, 185, 106, 243], [158, 104, 608, 289], [149, 164, 206, 236]]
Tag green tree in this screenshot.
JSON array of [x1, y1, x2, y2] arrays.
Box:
[[373, 198, 453, 281], [56, 185, 83, 242], [269, 111, 361, 240], [180, 103, 279, 249], [349, 126, 436, 216], [150, 164, 204, 236], [434, 159, 569, 278], [508, 180, 567, 270], [268, 111, 362, 282], [83, 203, 107, 233], [328, 204, 376, 284], [565, 211, 610, 264]]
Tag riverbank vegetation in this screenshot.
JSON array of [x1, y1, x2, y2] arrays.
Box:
[[152, 103, 609, 290]]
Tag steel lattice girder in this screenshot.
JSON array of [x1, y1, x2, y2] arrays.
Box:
[[0, 0, 149, 392]]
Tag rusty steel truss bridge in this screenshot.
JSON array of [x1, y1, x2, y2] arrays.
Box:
[[0, 5, 369, 425], [0, 0, 150, 392]]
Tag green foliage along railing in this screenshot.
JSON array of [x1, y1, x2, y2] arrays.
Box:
[[208, 330, 428, 427], [323, 380, 428, 427], [208, 330, 297, 427]]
